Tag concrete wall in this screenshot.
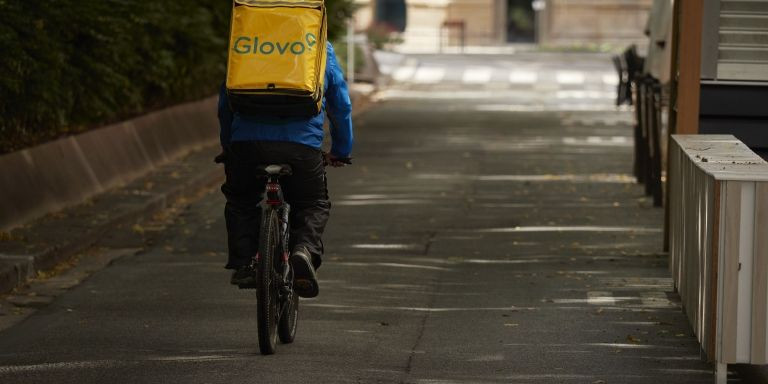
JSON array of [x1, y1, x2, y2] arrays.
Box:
[[0, 97, 218, 231], [541, 0, 652, 47], [355, 0, 502, 52], [399, 0, 452, 51], [446, 0, 500, 45]]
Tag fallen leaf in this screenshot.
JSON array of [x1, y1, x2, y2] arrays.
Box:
[[627, 335, 641, 344], [132, 224, 145, 234]]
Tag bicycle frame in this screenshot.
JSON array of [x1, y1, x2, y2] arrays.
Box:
[[258, 173, 293, 302]]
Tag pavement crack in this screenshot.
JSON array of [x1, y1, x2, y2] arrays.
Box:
[[400, 274, 440, 384], [401, 302, 430, 382]]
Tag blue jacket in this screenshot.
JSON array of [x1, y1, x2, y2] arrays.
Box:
[[218, 42, 354, 158]]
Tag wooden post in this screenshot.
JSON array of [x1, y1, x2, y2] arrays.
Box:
[[675, 0, 703, 135], [665, 0, 704, 251]]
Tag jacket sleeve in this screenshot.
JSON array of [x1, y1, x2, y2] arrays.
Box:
[[324, 43, 354, 158], [217, 83, 233, 149]]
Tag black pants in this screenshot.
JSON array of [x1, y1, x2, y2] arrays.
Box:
[[222, 141, 329, 270]]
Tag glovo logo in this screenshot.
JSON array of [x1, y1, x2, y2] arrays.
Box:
[[233, 33, 317, 55]]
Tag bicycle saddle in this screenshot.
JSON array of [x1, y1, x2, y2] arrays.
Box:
[[259, 164, 293, 176]]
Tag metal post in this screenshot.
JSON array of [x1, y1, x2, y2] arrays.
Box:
[[532, 0, 546, 45], [346, 18, 355, 84]]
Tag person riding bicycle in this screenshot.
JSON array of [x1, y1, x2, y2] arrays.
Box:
[[217, 41, 353, 298]]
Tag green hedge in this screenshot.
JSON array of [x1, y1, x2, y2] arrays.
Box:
[[0, 0, 352, 154]]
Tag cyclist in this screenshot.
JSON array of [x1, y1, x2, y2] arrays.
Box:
[[217, 41, 353, 298]]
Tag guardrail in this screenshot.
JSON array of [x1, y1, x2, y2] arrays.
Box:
[[668, 134, 768, 383]]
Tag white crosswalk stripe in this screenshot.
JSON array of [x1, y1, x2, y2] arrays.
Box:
[[392, 66, 416, 82], [509, 70, 538, 84], [602, 73, 619, 86], [556, 90, 615, 100], [385, 62, 616, 101], [556, 71, 586, 85], [413, 66, 446, 84], [462, 67, 494, 84]]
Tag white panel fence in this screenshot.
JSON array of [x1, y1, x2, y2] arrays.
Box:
[[669, 135, 768, 382]]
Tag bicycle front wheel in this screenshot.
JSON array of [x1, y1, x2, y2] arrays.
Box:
[[257, 208, 279, 355], [278, 287, 299, 344]]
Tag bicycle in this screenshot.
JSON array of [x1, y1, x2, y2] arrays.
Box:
[[216, 153, 351, 355], [247, 163, 299, 355]]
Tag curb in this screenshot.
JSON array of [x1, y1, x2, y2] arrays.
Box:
[[0, 97, 218, 231], [0, 150, 223, 294]]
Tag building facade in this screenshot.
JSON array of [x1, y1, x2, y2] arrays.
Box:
[[354, 0, 653, 52]]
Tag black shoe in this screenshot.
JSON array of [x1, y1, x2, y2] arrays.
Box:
[[290, 247, 318, 298], [230, 266, 256, 287]]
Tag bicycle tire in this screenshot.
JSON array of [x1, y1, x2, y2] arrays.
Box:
[[278, 287, 299, 344], [257, 208, 279, 355]]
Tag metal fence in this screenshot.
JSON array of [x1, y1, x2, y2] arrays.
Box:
[[613, 46, 664, 207]]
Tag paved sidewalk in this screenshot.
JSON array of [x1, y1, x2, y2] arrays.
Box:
[[0, 53, 750, 382], [0, 100, 740, 383]]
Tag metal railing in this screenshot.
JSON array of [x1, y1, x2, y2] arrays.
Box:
[[634, 76, 664, 207], [614, 46, 664, 207]]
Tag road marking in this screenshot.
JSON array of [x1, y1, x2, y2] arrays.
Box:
[[588, 291, 616, 305], [556, 90, 615, 99], [392, 66, 416, 82], [603, 73, 620, 85], [556, 71, 585, 84], [413, 66, 446, 84], [509, 70, 538, 84], [462, 67, 493, 84]]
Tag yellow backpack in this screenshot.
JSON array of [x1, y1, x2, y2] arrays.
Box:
[[226, 0, 327, 117]]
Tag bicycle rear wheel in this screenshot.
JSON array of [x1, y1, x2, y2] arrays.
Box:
[[257, 208, 279, 355]]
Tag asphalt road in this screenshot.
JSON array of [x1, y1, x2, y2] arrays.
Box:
[[0, 53, 730, 383]]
